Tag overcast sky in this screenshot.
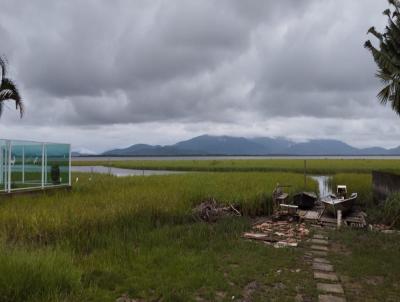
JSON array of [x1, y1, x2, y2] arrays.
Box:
[[0, 0, 398, 153]]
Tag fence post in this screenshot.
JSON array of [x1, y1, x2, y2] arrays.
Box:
[[0, 143, 3, 185], [69, 144, 72, 186], [7, 140, 11, 193], [22, 145, 25, 184], [41, 143, 45, 189]]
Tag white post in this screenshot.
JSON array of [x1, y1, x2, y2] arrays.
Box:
[[3, 144, 6, 191], [41, 143, 45, 189], [68, 144, 71, 186], [22, 145, 25, 184], [337, 210, 342, 229], [44, 145, 47, 185], [7, 140, 11, 193], [0, 144, 3, 185]]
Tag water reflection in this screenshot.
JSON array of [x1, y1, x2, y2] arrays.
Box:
[[71, 166, 186, 177], [310, 175, 332, 197]]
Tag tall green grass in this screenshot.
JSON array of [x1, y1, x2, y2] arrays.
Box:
[[74, 158, 400, 174], [0, 248, 80, 302], [0, 172, 317, 301], [0, 172, 316, 246]]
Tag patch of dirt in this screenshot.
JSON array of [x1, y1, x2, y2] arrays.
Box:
[[330, 242, 351, 256], [241, 281, 259, 302], [115, 294, 145, 302], [365, 276, 384, 286], [344, 281, 363, 297], [215, 291, 227, 300], [273, 282, 286, 290]]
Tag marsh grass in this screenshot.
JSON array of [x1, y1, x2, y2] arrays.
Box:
[[74, 158, 400, 174], [0, 247, 80, 302], [0, 172, 317, 301]]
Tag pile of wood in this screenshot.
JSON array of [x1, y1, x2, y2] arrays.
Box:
[[192, 199, 241, 222], [243, 219, 309, 248], [369, 224, 400, 234]]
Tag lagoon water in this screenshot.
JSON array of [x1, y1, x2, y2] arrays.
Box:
[[71, 166, 186, 177], [73, 155, 400, 161]]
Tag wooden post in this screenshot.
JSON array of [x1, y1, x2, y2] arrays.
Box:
[[337, 210, 342, 229], [304, 160, 307, 188]]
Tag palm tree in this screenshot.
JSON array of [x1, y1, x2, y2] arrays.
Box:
[[364, 0, 400, 115], [0, 56, 23, 117]]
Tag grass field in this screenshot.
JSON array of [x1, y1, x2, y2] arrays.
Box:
[[3, 158, 400, 301], [74, 158, 400, 174], [0, 172, 317, 302], [328, 229, 400, 301]]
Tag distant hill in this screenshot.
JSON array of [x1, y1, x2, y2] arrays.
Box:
[[173, 135, 267, 155], [101, 135, 400, 156], [284, 139, 358, 155]]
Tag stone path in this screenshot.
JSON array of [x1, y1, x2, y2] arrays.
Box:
[[305, 232, 347, 302]]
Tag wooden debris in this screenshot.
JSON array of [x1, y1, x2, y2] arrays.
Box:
[[192, 199, 241, 222], [243, 219, 309, 248]]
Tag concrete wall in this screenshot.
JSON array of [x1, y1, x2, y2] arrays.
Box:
[[372, 171, 400, 202]]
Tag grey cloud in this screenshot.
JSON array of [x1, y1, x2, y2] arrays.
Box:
[[0, 0, 398, 151]]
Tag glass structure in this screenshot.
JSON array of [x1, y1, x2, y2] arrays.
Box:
[[0, 139, 71, 193]]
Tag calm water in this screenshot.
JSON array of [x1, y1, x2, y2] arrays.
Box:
[[73, 155, 400, 161], [310, 175, 332, 196], [71, 166, 187, 177]]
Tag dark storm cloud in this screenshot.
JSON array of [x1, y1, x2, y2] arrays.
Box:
[[0, 0, 317, 124], [0, 0, 397, 151]]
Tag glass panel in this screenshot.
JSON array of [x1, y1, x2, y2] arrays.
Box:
[[0, 139, 6, 192], [0, 139, 70, 192], [46, 143, 70, 186], [10, 140, 43, 190]]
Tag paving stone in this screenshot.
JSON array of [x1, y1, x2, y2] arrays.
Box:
[[313, 234, 328, 240], [318, 294, 346, 302], [311, 239, 329, 245], [311, 250, 328, 257], [314, 258, 330, 264], [311, 245, 329, 251], [314, 271, 339, 281], [317, 283, 344, 294], [313, 262, 334, 272]]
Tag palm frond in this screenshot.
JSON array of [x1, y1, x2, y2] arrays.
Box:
[[0, 78, 24, 117], [0, 56, 6, 80], [377, 84, 392, 105]]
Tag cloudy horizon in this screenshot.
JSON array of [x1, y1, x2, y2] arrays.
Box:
[[1, 0, 399, 153]]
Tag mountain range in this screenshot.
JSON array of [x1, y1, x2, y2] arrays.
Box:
[[91, 135, 400, 156]]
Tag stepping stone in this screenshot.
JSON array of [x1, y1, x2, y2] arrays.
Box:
[[314, 271, 339, 281], [311, 245, 329, 251], [313, 262, 334, 272], [311, 239, 329, 245], [314, 258, 330, 264], [318, 295, 346, 302], [314, 234, 328, 240], [317, 283, 344, 294], [311, 250, 328, 257]]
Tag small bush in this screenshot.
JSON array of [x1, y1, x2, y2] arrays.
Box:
[[381, 193, 400, 228]]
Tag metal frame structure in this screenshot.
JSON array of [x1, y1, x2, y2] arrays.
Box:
[[0, 139, 71, 193]]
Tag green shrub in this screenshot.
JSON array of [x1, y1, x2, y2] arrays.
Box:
[[380, 193, 400, 228]]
